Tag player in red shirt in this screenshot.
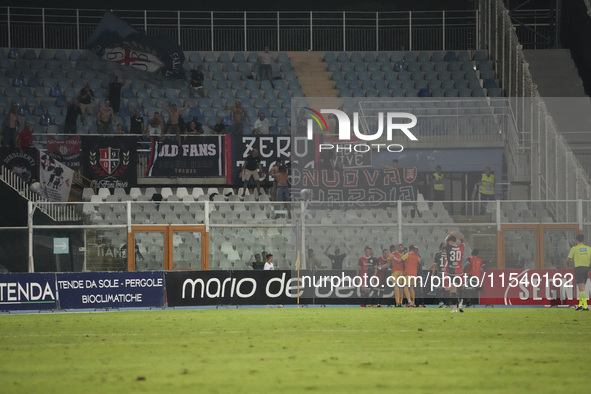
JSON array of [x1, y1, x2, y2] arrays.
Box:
[[357, 246, 373, 307], [375, 249, 391, 307], [444, 231, 466, 313]]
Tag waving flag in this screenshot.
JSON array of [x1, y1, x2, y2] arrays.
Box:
[[86, 11, 185, 78]]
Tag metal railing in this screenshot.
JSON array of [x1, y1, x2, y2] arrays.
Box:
[[478, 0, 591, 206], [0, 166, 80, 222], [7, 198, 587, 273], [0, 7, 478, 52]]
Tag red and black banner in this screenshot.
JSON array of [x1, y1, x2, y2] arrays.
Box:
[[81, 136, 137, 189], [46, 136, 81, 171]]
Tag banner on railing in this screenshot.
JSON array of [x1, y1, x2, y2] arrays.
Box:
[[81, 136, 137, 189], [56, 271, 165, 309], [291, 167, 418, 202], [231, 135, 316, 186], [0, 148, 38, 184], [0, 273, 57, 311], [479, 269, 581, 306], [39, 154, 73, 202], [46, 136, 81, 171], [145, 135, 225, 177]]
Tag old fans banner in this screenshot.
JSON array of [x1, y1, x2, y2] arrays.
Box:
[[145, 135, 225, 177], [81, 136, 137, 189]]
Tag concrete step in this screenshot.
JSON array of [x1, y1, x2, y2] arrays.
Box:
[[289, 51, 339, 98]]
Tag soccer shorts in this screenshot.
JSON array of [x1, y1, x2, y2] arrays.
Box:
[[405, 275, 416, 287], [391, 271, 404, 286], [574, 266, 590, 284], [243, 169, 259, 181]]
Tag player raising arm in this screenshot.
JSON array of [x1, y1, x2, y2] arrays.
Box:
[[444, 231, 466, 313]]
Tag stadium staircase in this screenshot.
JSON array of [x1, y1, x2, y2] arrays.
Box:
[[289, 52, 340, 97], [523, 49, 591, 172], [0, 165, 81, 222]]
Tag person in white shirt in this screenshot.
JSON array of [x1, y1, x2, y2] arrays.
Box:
[[263, 254, 274, 270], [253, 112, 271, 135]]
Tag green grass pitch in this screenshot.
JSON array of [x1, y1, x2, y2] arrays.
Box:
[[0, 307, 588, 393]]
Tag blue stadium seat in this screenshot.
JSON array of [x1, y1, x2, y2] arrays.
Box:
[[406, 62, 420, 72], [363, 52, 376, 63], [188, 52, 202, 64], [401, 80, 415, 91], [247, 52, 258, 63], [451, 70, 465, 81], [54, 50, 67, 61], [444, 51, 457, 62], [431, 51, 444, 62], [447, 61, 461, 72], [483, 78, 497, 89], [323, 52, 336, 63], [218, 52, 231, 63], [367, 62, 380, 72], [410, 71, 424, 81], [23, 49, 37, 60], [461, 60, 474, 71], [397, 71, 411, 81], [441, 79, 456, 90], [438, 70, 451, 81], [403, 52, 417, 62], [376, 52, 389, 63], [340, 62, 354, 73], [404, 89, 418, 97], [69, 50, 81, 61], [457, 51, 471, 62], [390, 52, 403, 62], [428, 80, 441, 91], [455, 80, 469, 90], [487, 88, 502, 97], [444, 89, 458, 97], [420, 62, 435, 72], [222, 61, 235, 73], [415, 80, 428, 90], [378, 88, 391, 97], [472, 51, 487, 63], [350, 52, 362, 62]]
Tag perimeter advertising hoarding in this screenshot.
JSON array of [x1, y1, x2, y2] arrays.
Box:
[[0, 273, 57, 311], [56, 272, 165, 309], [479, 269, 581, 306]]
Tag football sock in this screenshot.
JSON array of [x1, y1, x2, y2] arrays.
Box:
[[580, 291, 588, 309]]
